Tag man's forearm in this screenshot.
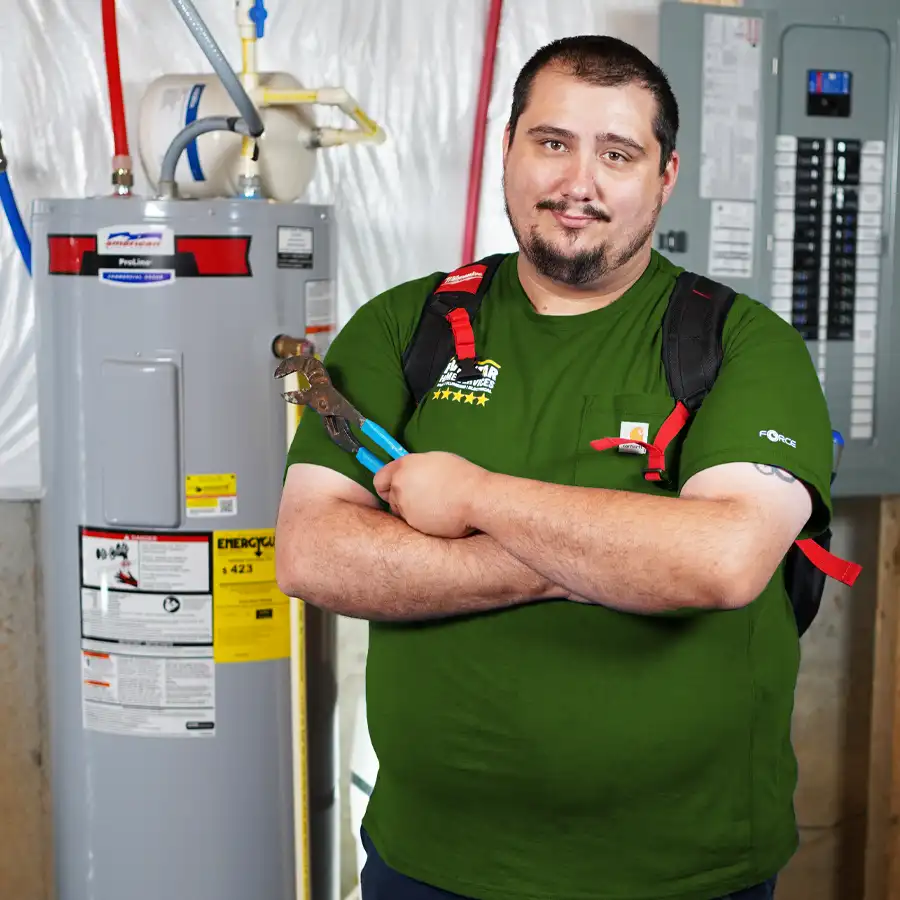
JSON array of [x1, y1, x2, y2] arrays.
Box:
[[466, 473, 751, 614], [276, 499, 557, 620]]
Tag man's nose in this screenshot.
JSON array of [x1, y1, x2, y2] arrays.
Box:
[[560, 155, 598, 204]]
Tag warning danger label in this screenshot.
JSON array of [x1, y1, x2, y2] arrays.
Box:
[[80, 527, 210, 594]]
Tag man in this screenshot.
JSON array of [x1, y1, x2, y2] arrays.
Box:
[[276, 35, 833, 900]]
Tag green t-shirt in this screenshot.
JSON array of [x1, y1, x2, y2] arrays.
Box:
[[285, 250, 833, 900]]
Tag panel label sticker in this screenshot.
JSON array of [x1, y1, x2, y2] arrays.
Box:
[[708, 200, 755, 279], [185, 473, 238, 518], [79, 526, 215, 738], [81, 589, 212, 646], [277, 225, 314, 269], [700, 14, 763, 200], [82, 642, 215, 738], [305, 279, 336, 355], [212, 528, 290, 663]]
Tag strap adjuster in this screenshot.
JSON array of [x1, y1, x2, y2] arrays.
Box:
[[456, 357, 481, 381], [429, 297, 454, 318]]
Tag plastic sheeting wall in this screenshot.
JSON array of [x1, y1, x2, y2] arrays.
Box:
[[0, 4, 879, 900], [0, 0, 662, 499]]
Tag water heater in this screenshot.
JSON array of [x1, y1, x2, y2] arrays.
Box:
[[33, 196, 338, 900]]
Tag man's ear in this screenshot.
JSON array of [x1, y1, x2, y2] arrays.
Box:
[[660, 150, 679, 206]]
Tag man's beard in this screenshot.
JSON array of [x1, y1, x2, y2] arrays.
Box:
[[504, 187, 662, 288]]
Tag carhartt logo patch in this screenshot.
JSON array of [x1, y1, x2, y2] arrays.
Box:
[[618, 421, 649, 454], [430, 358, 500, 407]]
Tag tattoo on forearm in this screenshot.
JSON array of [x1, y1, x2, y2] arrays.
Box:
[[754, 464, 797, 484]]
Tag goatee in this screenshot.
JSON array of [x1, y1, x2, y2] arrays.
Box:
[[503, 185, 662, 288]]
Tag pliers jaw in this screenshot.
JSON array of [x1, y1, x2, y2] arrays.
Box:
[[273, 354, 361, 424], [274, 354, 365, 457], [273, 354, 315, 408], [274, 353, 409, 475], [273, 353, 318, 381]]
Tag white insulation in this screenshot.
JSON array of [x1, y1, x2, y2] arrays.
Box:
[[0, 0, 662, 496]]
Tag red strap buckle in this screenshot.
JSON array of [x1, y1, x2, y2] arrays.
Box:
[[795, 538, 862, 586], [445, 307, 477, 361]]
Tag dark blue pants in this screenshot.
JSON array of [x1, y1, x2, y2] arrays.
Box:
[[361, 828, 777, 900]]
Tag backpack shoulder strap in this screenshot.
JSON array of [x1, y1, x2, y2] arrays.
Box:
[[661, 271, 737, 413], [659, 271, 863, 629], [402, 253, 508, 405]]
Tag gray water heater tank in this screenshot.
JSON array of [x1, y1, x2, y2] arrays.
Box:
[[31, 196, 338, 900]]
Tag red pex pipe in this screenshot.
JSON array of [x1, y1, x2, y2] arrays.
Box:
[[101, 0, 130, 157], [462, 0, 504, 264]]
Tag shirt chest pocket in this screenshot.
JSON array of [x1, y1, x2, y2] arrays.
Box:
[[573, 393, 684, 494]]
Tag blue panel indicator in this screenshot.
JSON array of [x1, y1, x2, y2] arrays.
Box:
[[808, 70, 851, 96]]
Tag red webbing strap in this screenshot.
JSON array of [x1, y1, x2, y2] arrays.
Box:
[[589, 402, 692, 483], [445, 308, 477, 361], [653, 402, 691, 455], [590, 437, 665, 477], [794, 538, 862, 586]]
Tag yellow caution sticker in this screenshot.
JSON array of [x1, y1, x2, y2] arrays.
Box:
[[186, 473, 237, 518], [212, 528, 290, 663]]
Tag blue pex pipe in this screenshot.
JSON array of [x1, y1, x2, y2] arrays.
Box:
[[0, 170, 32, 275]]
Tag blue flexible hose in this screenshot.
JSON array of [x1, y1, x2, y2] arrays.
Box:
[[0, 170, 32, 275]]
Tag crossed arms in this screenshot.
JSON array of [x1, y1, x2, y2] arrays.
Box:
[[274, 453, 813, 621]]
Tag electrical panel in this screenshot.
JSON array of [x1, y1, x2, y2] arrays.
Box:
[[657, 1, 899, 497]]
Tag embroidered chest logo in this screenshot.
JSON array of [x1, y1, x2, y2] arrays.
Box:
[[430, 358, 501, 407]]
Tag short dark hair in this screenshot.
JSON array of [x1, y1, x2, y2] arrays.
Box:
[[507, 35, 679, 173]]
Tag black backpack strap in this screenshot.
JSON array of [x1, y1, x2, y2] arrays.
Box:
[[402, 254, 508, 405], [661, 271, 737, 413]]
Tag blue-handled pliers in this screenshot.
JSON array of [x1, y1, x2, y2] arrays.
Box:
[[274, 354, 408, 474]]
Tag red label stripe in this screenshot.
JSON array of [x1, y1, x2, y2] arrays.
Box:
[[81, 528, 208, 543], [175, 236, 251, 276], [48, 235, 97, 274], [47, 234, 252, 276]]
